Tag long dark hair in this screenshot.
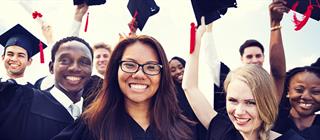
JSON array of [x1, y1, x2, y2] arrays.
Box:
[[82, 35, 193, 140]]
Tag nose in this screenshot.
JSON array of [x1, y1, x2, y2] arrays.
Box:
[[132, 66, 146, 79], [68, 62, 81, 72], [301, 90, 312, 100], [234, 104, 246, 116]]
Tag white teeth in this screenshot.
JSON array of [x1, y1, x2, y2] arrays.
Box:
[[130, 84, 147, 90], [299, 103, 312, 108], [66, 76, 81, 81], [235, 117, 250, 123], [10, 64, 19, 67]]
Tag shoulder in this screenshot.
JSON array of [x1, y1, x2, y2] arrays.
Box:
[[207, 113, 239, 140]]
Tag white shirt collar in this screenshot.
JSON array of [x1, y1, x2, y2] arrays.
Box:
[[1, 75, 29, 85], [50, 86, 83, 120]]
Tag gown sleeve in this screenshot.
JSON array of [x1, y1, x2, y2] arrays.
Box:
[[52, 118, 93, 140]]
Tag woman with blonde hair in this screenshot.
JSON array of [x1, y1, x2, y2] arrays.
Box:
[[182, 16, 303, 140]]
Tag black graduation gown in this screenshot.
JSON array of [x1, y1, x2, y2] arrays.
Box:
[[206, 113, 305, 140], [52, 115, 159, 140], [0, 82, 74, 140], [273, 107, 320, 140], [175, 82, 207, 140]]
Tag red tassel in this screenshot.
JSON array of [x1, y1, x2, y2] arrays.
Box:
[[292, 1, 313, 31], [129, 10, 138, 35], [84, 12, 89, 32], [32, 11, 43, 19], [190, 22, 196, 54], [39, 41, 44, 63]]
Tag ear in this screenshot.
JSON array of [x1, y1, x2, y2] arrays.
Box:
[[49, 61, 54, 74], [240, 56, 243, 62], [1, 55, 4, 60], [27, 58, 33, 66]]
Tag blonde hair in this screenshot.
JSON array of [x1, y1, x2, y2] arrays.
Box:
[[224, 64, 278, 140], [93, 42, 112, 53]]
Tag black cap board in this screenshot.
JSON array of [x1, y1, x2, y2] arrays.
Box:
[[286, 0, 320, 21], [0, 24, 47, 58], [73, 0, 106, 6], [191, 0, 237, 25], [127, 0, 160, 31]]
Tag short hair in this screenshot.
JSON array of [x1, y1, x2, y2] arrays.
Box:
[[93, 42, 112, 53], [285, 66, 320, 93], [169, 56, 186, 67], [239, 39, 264, 56], [224, 64, 278, 140], [51, 36, 93, 62]]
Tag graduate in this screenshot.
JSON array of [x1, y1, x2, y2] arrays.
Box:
[[0, 24, 47, 87], [273, 66, 320, 140], [0, 36, 94, 140], [52, 35, 196, 140]]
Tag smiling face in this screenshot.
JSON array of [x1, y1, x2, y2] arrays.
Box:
[[226, 78, 262, 135], [2, 45, 31, 78], [288, 71, 320, 117], [118, 42, 160, 106], [241, 46, 264, 66], [94, 48, 111, 76], [169, 59, 184, 84], [50, 40, 92, 96]]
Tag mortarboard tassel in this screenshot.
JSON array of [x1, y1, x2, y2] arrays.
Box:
[[84, 12, 89, 32], [39, 41, 44, 63], [32, 11, 43, 19], [292, 1, 313, 31], [190, 22, 196, 54], [129, 11, 138, 36], [31, 11, 45, 64]]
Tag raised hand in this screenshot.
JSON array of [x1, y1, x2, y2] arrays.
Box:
[[269, 0, 289, 26], [74, 4, 89, 22]]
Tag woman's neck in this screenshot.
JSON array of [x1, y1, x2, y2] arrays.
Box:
[[240, 131, 259, 140], [290, 108, 316, 130], [125, 100, 150, 131]]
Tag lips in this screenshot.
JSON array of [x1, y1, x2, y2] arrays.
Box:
[[129, 83, 148, 92], [234, 117, 250, 125], [65, 76, 82, 84], [298, 102, 313, 110]]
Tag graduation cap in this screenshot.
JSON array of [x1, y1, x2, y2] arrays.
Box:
[[127, 0, 160, 31], [191, 0, 237, 25], [73, 0, 106, 6], [286, 0, 320, 21], [0, 24, 47, 62]]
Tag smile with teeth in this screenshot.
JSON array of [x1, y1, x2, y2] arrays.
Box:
[[235, 117, 250, 124], [66, 76, 81, 81], [130, 84, 148, 90], [299, 102, 312, 109]]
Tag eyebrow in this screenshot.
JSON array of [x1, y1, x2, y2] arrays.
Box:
[[122, 58, 159, 63]]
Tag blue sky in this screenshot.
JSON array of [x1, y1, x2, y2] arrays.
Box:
[[0, 0, 319, 83]]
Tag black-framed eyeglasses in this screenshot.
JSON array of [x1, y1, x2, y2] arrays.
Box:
[[119, 61, 162, 76]]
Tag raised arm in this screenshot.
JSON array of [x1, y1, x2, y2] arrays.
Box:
[[69, 4, 88, 36], [269, 0, 289, 101], [182, 17, 217, 129]]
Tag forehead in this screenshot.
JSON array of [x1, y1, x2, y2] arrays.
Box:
[[55, 40, 92, 60], [227, 78, 254, 99], [290, 71, 320, 86], [5, 45, 28, 54], [122, 42, 159, 62], [170, 59, 182, 66], [243, 46, 263, 55], [94, 48, 111, 55]]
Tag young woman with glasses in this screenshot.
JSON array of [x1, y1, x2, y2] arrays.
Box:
[[52, 35, 195, 140]]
